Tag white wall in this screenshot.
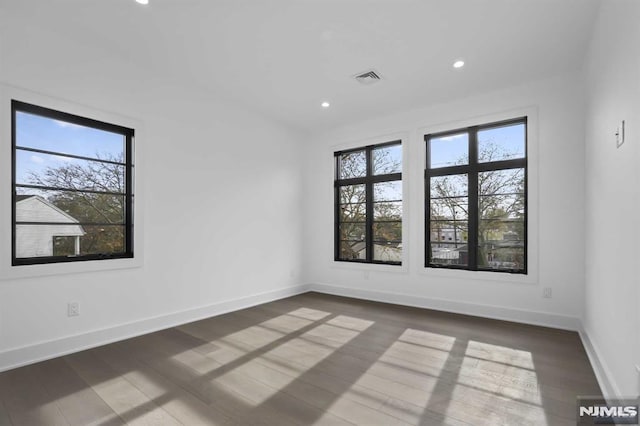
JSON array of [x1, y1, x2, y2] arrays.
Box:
[[0, 13, 305, 370], [583, 0, 640, 398], [303, 72, 586, 330]]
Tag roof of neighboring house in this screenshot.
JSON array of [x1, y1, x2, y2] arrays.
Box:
[[16, 195, 84, 228], [350, 241, 366, 253]]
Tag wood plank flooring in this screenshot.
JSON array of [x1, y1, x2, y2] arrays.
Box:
[[0, 292, 601, 425]]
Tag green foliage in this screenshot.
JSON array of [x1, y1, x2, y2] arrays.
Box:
[[430, 140, 525, 268], [28, 154, 126, 255], [338, 147, 402, 259]]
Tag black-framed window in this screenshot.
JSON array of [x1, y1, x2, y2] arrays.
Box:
[[12, 100, 134, 266], [425, 117, 527, 273], [335, 141, 402, 265]]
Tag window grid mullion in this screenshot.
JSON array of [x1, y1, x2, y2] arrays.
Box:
[[125, 132, 134, 254], [365, 147, 374, 263], [468, 126, 479, 270], [425, 167, 432, 267], [334, 159, 341, 261], [15, 146, 127, 166]]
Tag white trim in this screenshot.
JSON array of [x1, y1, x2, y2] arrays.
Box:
[[0, 284, 310, 373], [309, 282, 580, 331], [579, 325, 622, 400], [0, 83, 145, 280]]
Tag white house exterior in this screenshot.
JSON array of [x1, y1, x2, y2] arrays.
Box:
[[15, 195, 85, 258], [350, 241, 402, 263]]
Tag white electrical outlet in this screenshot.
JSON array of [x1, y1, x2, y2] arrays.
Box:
[[636, 365, 640, 396], [543, 287, 552, 298], [67, 302, 79, 317]]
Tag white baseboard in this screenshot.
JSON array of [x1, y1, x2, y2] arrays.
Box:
[[1, 282, 621, 401], [308, 283, 581, 331], [309, 283, 627, 398], [578, 326, 621, 400], [0, 284, 310, 373]]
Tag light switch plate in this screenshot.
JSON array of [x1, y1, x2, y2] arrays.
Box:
[[616, 120, 626, 148]]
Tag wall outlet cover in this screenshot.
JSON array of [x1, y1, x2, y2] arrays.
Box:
[[67, 302, 79, 317]]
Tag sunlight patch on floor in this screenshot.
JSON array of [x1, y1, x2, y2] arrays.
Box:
[[337, 330, 457, 412], [211, 311, 374, 406], [398, 328, 457, 351], [466, 340, 535, 369]]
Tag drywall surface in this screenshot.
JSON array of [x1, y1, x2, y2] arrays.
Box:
[[583, 0, 640, 398], [0, 14, 305, 369], [303, 72, 586, 330]]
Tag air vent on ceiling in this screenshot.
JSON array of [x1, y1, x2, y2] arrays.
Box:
[[354, 69, 382, 85]]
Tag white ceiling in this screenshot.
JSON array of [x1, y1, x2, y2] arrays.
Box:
[[3, 0, 600, 132]]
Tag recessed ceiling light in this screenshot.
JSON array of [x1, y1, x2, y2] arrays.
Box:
[[321, 102, 330, 108], [136, 0, 149, 5], [453, 60, 465, 69]]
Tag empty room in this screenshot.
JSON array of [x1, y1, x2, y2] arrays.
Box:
[[0, 0, 638, 425]]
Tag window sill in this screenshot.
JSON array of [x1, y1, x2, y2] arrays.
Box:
[[0, 256, 143, 281], [418, 265, 537, 284], [331, 259, 410, 274]]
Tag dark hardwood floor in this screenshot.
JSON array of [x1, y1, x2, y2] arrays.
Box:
[[0, 292, 601, 425]]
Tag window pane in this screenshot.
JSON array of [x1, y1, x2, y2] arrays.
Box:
[[373, 221, 401, 242], [430, 174, 468, 198], [53, 236, 77, 256], [16, 224, 84, 258], [339, 184, 365, 204], [478, 123, 525, 163], [339, 240, 365, 260], [479, 219, 524, 240], [373, 144, 401, 175], [478, 241, 524, 271], [373, 201, 401, 220], [429, 242, 468, 266], [15, 149, 125, 191], [479, 194, 525, 221], [478, 167, 525, 271], [478, 168, 525, 223], [429, 133, 468, 168], [15, 190, 125, 225], [373, 181, 401, 202], [15, 111, 125, 161], [339, 202, 365, 222], [430, 220, 468, 244], [430, 198, 468, 221], [338, 150, 366, 179], [478, 168, 524, 198], [373, 241, 402, 263], [15, 224, 125, 258], [339, 222, 365, 240], [79, 225, 125, 255]]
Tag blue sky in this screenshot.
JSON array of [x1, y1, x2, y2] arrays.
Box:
[[430, 123, 525, 168], [15, 111, 124, 184]]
